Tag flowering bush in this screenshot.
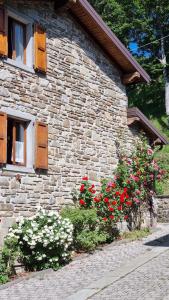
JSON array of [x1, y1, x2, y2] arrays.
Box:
[[5, 209, 73, 271], [78, 177, 96, 208], [93, 179, 130, 223], [114, 139, 165, 229], [75, 139, 166, 231]]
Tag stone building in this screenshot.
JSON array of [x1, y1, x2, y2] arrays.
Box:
[[0, 0, 166, 241]]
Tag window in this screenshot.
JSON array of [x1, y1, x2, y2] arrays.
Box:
[[7, 118, 27, 166], [0, 109, 48, 171], [8, 17, 26, 65], [0, 7, 47, 73]]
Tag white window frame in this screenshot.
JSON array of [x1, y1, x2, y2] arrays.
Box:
[[5, 8, 34, 73], [1, 107, 35, 173]]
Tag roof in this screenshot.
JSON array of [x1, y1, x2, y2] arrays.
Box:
[[55, 0, 150, 84], [127, 107, 168, 145]]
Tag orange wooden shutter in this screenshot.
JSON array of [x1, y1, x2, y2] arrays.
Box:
[[0, 112, 7, 164], [0, 7, 7, 57], [35, 122, 48, 169], [34, 24, 47, 73]]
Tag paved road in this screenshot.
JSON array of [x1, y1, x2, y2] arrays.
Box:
[[1, 224, 169, 300]]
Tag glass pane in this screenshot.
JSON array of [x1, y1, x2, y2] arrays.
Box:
[[14, 22, 24, 63], [15, 123, 24, 164]]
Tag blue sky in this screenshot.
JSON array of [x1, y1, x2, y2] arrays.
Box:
[[129, 42, 151, 57]]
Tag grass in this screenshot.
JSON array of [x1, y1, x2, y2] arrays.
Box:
[[121, 227, 151, 241]]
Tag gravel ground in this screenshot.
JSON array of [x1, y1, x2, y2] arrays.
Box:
[[1, 223, 169, 300]]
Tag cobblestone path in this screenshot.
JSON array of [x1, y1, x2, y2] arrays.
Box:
[[1, 224, 169, 300]]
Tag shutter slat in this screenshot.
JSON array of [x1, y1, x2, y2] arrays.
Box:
[[35, 122, 48, 169], [0, 112, 7, 164], [0, 7, 7, 57], [34, 24, 47, 73]]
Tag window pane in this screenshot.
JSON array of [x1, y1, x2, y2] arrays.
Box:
[[15, 123, 24, 164], [14, 22, 24, 63]]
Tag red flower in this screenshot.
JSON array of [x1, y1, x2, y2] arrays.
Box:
[[124, 215, 129, 220], [104, 198, 109, 203], [108, 182, 116, 188], [126, 201, 132, 207], [103, 217, 107, 221], [79, 199, 85, 205], [109, 215, 115, 219], [94, 197, 100, 203], [88, 186, 96, 194], [80, 184, 85, 192], [106, 187, 111, 192], [115, 191, 120, 196], [112, 200, 117, 206], [123, 187, 127, 193], [125, 194, 129, 199], [82, 176, 88, 181], [109, 207, 114, 212], [120, 194, 125, 203], [118, 205, 122, 211], [91, 184, 95, 188]]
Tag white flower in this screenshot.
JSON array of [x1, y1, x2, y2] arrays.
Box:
[[23, 236, 29, 242]]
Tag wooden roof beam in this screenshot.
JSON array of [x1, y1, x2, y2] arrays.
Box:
[[127, 116, 140, 126], [122, 72, 141, 85]]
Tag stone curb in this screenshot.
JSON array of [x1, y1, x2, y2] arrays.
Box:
[[156, 195, 169, 199], [65, 245, 169, 300], [0, 268, 54, 290]]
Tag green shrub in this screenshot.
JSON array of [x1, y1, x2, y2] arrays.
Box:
[[61, 207, 98, 234], [0, 256, 9, 285], [76, 230, 107, 252], [61, 207, 107, 251]]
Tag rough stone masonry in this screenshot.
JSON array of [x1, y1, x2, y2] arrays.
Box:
[[0, 0, 138, 242]]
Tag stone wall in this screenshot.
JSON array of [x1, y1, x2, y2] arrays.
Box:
[[0, 0, 139, 242], [156, 196, 169, 223]]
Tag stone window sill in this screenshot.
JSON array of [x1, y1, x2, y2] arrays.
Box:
[[3, 164, 35, 174], [4, 59, 35, 74]]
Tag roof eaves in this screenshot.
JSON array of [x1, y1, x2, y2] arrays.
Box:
[[70, 0, 150, 83], [127, 107, 168, 145]]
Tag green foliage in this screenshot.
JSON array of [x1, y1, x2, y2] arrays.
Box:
[[154, 146, 169, 194], [0, 236, 19, 284], [61, 207, 107, 251], [61, 207, 98, 233], [1, 236, 19, 276], [76, 230, 107, 252], [0, 256, 9, 285]]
